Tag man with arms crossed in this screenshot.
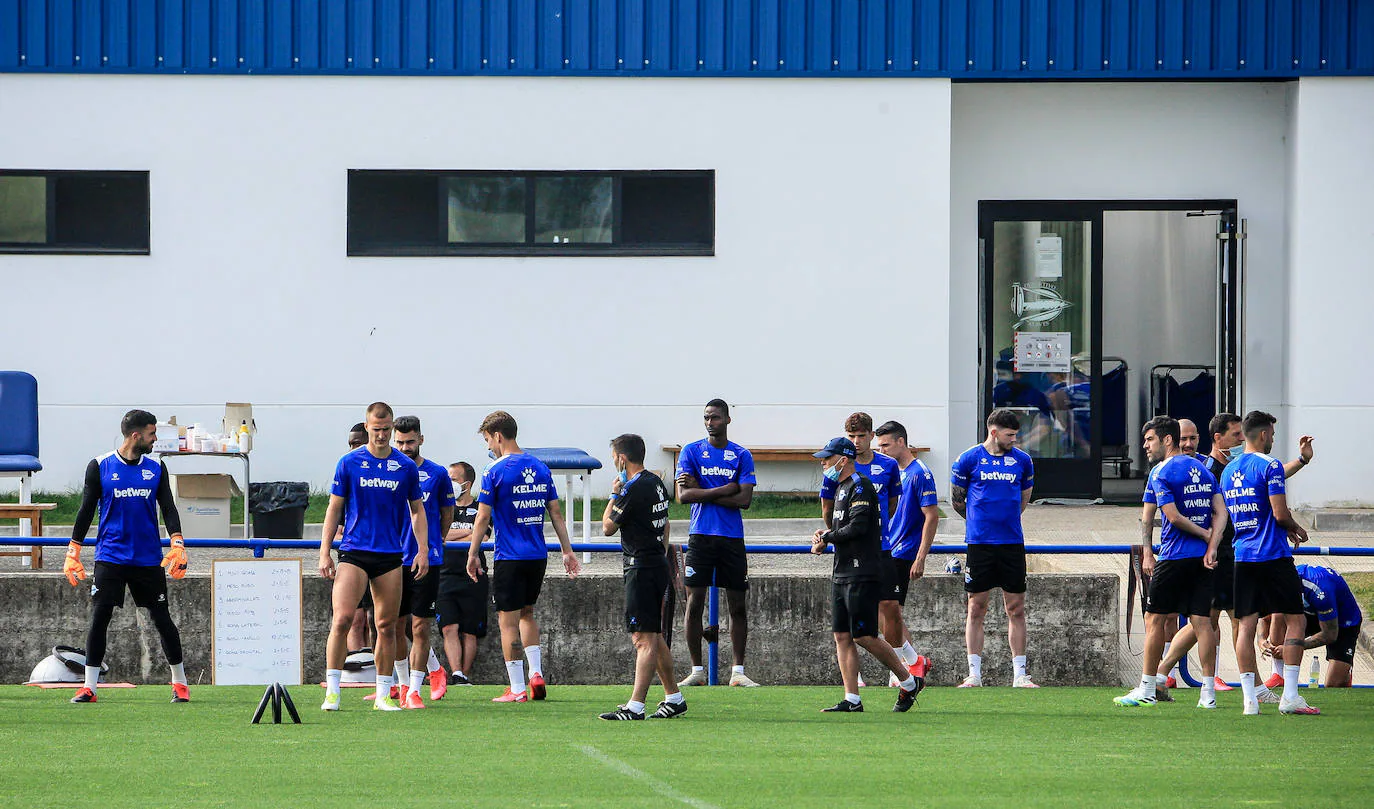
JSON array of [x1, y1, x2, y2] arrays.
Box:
[[1221, 410, 1318, 715], [1115, 417, 1226, 708], [951, 409, 1038, 688], [437, 461, 488, 686], [873, 420, 939, 683], [64, 409, 190, 704], [319, 402, 428, 712], [599, 434, 688, 720], [676, 399, 759, 688], [466, 411, 582, 703]]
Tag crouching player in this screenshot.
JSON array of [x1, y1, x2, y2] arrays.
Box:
[[1260, 564, 1362, 688], [598, 434, 687, 720]]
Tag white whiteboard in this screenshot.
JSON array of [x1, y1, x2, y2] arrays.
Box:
[[212, 559, 303, 685]]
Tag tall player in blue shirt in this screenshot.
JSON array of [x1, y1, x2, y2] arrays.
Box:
[[319, 403, 428, 713], [391, 416, 454, 708], [1221, 410, 1318, 716], [951, 409, 1037, 688], [64, 410, 190, 705], [466, 411, 582, 703], [675, 399, 759, 687]]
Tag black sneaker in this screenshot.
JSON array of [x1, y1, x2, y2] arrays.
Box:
[[599, 708, 645, 721], [893, 686, 917, 713], [650, 700, 687, 719], [449, 672, 472, 686], [911, 676, 927, 697], [70, 687, 97, 704], [821, 700, 863, 713], [1155, 686, 1175, 703]]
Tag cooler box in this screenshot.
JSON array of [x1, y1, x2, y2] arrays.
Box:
[[172, 473, 242, 539]]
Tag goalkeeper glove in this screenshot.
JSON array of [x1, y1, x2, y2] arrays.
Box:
[[64, 542, 87, 587], [162, 534, 188, 579]]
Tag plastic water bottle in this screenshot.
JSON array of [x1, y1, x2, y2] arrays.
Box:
[[1308, 655, 1320, 688]]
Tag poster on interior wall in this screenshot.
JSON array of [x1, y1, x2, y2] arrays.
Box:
[[1014, 331, 1072, 373], [1035, 236, 1063, 278]]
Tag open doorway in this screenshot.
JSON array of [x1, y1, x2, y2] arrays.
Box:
[[978, 201, 1242, 501]]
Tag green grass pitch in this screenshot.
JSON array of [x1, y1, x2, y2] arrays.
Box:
[[3, 685, 1371, 808]]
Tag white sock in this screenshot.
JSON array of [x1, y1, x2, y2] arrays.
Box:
[[1272, 657, 1285, 677], [898, 642, 918, 666], [626, 700, 645, 714], [844, 692, 861, 705], [428, 648, 442, 673], [395, 659, 411, 685], [692, 665, 704, 673], [455, 670, 464, 679], [525, 645, 542, 677], [665, 691, 685, 705], [326, 669, 342, 696], [1240, 672, 1257, 703], [376, 673, 392, 698], [170, 662, 187, 685], [410, 669, 426, 695], [84, 665, 100, 691], [1201, 679, 1216, 703], [1282, 664, 1300, 702], [968, 654, 982, 679], [1013, 655, 1027, 679], [898, 675, 917, 691], [732, 665, 745, 675], [1139, 673, 1156, 693], [506, 660, 527, 694]]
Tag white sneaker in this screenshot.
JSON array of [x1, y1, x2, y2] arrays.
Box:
[[1243, 700, 1260, 716], [320, 692, 341, 711], [1255, 686, 1281, 704], [677, 670, 709, 687], [957, 675, 983, 688], [1113, 688, 1154, 707], [1012, 675, 1040, 688], [729, 672, 760, 687], [1278, 695, 1321, 715], [888, 672, 900, 688], [1196, 698, 1217, 710], [856, 674, 867, 688]]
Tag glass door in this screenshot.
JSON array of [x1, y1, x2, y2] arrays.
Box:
[[979, 203, 1103, 498]]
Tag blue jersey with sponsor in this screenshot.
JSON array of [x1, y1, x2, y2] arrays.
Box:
[[1297, 564, 1363, 628], [401, 458, 455, 567], [331, 447, 422, 555], [478, 453, 558, 561], [888, 458, 940, 560], [822, 452, 901, 548], [1221, 452, 1289, 563], [95, 452, 165, 566], [677, 439, 756, 539], [950, 445, 1034, 545], [1147, 455, 1216, 560]]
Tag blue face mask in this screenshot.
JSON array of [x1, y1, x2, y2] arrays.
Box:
[[1226, 444, 1243, 461], [823, 462, 843, 482], [618, 468, 629, 484], [487, 449, 497, 460]]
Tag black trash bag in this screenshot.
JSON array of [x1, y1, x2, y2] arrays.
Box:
[[249, 482, 310, 513]]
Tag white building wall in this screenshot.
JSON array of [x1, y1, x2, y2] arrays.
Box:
[[1284, 77, 1374, 506], [0, 76, 952, 494]]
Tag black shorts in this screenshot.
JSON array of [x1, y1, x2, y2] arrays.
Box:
[[491, 558, 547, 612], [1211, 552, 1234, 611], [624, 564, 675, 640], [890, 555, 916, 605], [832, 580, 881, 638], [1234, 558, 1304, 618], [1304, 615, 1361, 666], [436, 571, 490, 637], [356, 586, 373, 611], [1146, 557, 1213, 617], [92, 562, 168, 609], [400, 567, 441, 618], [684, 534, 748, 591], [964, 544, 1027, 594], [338, 550, 404, 580]]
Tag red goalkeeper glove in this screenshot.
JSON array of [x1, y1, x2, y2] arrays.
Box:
[[64, 542, 87, 587], [162, 534, 188, 579]]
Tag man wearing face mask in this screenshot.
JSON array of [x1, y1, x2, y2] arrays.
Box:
[[1154, 413, 1315, 694], [436, 461, 489, 686], [810, 437, 921, 713]]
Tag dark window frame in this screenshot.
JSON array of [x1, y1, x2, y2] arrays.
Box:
[[348, 169, 714, 257], [0, 170, 151, 255]]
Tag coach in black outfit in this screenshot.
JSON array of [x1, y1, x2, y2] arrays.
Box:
[[811, 437, 920, 714]]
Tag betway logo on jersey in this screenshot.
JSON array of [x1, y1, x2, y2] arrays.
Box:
[[112, 487, 154, 499], [358, 477, 400, 490], [979, 470, 1018, 483], [699, 466, 735, 477]]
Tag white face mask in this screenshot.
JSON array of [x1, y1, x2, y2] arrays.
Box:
[[452, 481, 467, 496]]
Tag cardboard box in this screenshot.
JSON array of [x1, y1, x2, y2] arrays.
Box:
[[222, 403, 257, 443], [171, 474, 242, 539], [152, 423, 179, 454]]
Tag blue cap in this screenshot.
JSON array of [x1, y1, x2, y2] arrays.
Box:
[[813, 437, 856, 459]]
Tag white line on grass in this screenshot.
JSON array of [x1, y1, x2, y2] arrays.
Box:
[[577, 745, 722, 809]]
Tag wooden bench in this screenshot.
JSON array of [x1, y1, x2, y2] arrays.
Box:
[[0, 503, 56, 570], [661, 444, 930, 479]]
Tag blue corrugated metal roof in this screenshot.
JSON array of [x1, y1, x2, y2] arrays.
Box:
[[0, 1, 1370, 78]]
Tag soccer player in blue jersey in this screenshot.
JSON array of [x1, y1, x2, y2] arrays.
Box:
[[466, 411, 582, 703], [392, 416, 454, 708], [1221, 410, 1318, 716], [64, 410, 190, 704], [1261, 564, 1362, 688], [1115, 417, 1226, 709], [319, 402, 429, 712], [873, 420, 938, 684], [675, 399, 759, 688], [438, 461, 488, 687], [951, 409, 1037, 688]]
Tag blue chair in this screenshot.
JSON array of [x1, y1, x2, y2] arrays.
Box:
[[0, 371, 43, 564]]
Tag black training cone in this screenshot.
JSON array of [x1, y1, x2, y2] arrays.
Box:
[[251, 684, 275, 724], [275, 683, 301, 724], [269, 682, 282, 724]]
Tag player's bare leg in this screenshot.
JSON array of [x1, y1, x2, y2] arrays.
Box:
[[322, 564, 368, 710], [493, 609, 528, 702], [962, 591, 990, 686], [369, 568, 404, 710], [679, 586, 709, 685]]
